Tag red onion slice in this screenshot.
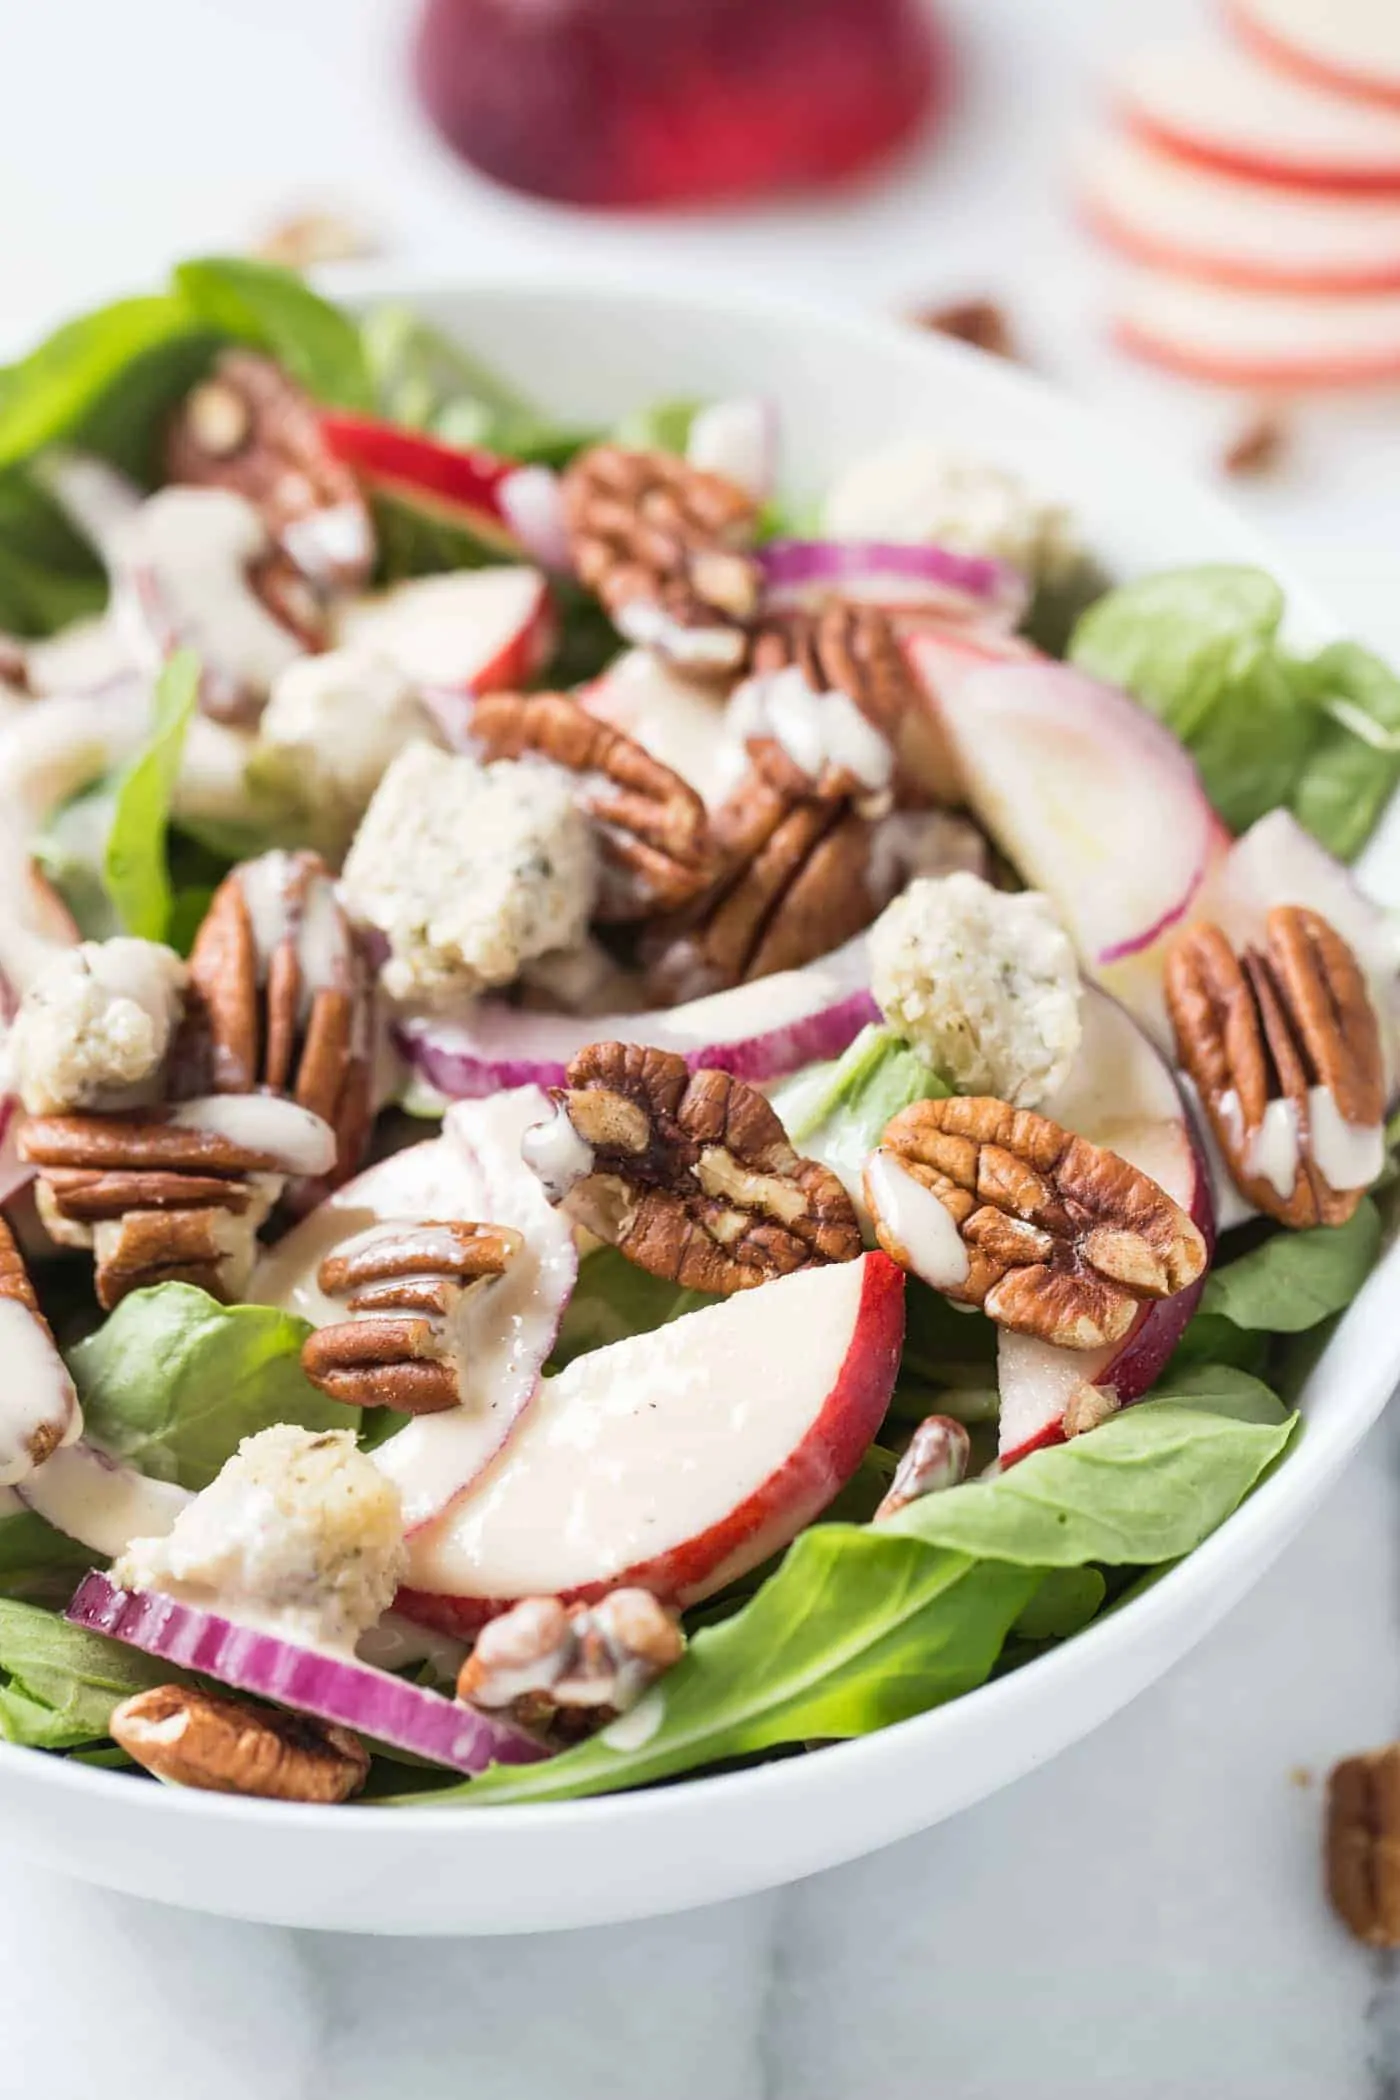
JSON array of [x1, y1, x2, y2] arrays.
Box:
[[66, 1571, 546, 1775], [760, 539, 1029, 630], [397, 941, 879, 1099]]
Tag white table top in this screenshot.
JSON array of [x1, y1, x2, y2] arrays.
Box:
[[4, 0, 1399, 2091]]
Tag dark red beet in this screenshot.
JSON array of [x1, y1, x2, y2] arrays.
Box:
[[414, 0, 951, 210]]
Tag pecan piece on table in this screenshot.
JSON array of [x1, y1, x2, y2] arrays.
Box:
[[1166, 905, 1385, 1230], [865, 1096, 1208, 1350], [562, 443, 760, 674], [469, 689, 716, 921], [164, 348, 375, 594], [20, 1099, 332, 1310], [458, 1590, 684, 1738], [1327, 1745, 1400, 1947], [177, 850, 376, 1194], [522, 1042, 861, 1294], [301, 1219, 523, 1414], [111, 1683, 369, 1802], [0, 1217, 79, 1482]]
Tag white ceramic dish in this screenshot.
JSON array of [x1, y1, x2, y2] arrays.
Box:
[[0, 270, 1394, 1936]]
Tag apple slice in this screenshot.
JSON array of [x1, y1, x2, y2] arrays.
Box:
[[395, 1250, 905, 1635], [1229, 0, 1400, 112], [319, 415, 569, 568], [251, 1088, 577, 1530], [996, 987, 1215, 1466], [580, 648, 733, 806], [910, 650, 1228, 1044], [333, 567, 554, 694], [1114, 270, 1400, 388], [896, 622, 1037, 803], [1117, 38, 1400, 192], [1080, 127, 1400, 293]]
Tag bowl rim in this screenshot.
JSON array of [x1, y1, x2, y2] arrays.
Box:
[[1, 263, 1390, 1844]]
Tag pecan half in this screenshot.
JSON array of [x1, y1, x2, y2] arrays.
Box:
[[110, 1683, 369, 1802], [457, 1589, 683, 1738], [562, 443, 760, 674], [178, 851, 375, 1193], [1327, 1745, 1400, 1946], [1166, 906, 1385, 1229], [468, 689, 716, 921], [301, 1219, 522, 1413], [867, 1096, 1207, 1349], [742, 602, 914, 801], [874, 1414, 971, 1520], [524, 1042, 861, 1294], [0, 1218, 79, 1481], [165, 349, 375, 594], [21, 1099, 330, 1309]]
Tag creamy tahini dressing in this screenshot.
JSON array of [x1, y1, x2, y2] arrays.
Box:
[[865, 1150, 970, 1291], [585, 651, 732, 808], [1307, 1087, 1385, 1191], [520, 1107, 596, 1203], [601, 1686, 667, 1751], [169, 1094, 337, 1176], [237, 854, 351, 1006], [119, 488, 305, 696], [728, 664, 893, 794], [18, 1442, 189, 1557], [403, 1258, 865, 1598], [0, 1300, 80, 1488]]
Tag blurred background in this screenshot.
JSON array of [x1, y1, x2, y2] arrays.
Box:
[[7, 0, 1399, 650]]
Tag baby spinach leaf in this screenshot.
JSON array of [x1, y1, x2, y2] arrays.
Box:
[[101, 649, 199, 940], [1200, 1200, 1382, 1333], [1012, 1565, 1106, 1642], [551, 1246, 716, 1370], [0, 1510, 97, 1609], [770, 1026, 949, 1208], [0, 466, 107, 636], [361, 303, 592, 466], [0, 1600, 175, 1751], [70, 1282, 339, 1490], [1288, 643, 1400, 862], [612, 398, 705, 454], [173, 257, 373, 411], [1070, 565, 1286, 741], [1144, 1363, 1290, 1425], [886, 1397, 1294, 1567], [0, 295, 204, 474], [437, 1530, 1038, 1807]]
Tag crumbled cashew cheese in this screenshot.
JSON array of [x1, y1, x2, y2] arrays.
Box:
[[5, 938, 187, 1115], [869, 872, 1082, 1106], [256, 647, 440, 844], [822, 442, 1080, 587], [114, 1424, 406, 1653], [341, 742, 598, 1006]]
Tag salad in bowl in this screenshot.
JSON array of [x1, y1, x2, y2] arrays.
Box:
[[0, 256, 1392, 1830]]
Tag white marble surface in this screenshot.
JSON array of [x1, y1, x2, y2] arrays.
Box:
[[3, 0, 1400, 2091]]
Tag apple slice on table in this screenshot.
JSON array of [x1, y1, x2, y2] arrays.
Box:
[[1079, 127, 1400, 294], [333, 567, 554, 696], [909, 649, 1229, 1045], [1114, 272, 1400, 389], [395, 1251, 906, 1636], [319, 415, 569, 568], [1116, 38, 1400, 192], [1228, 0, 1400, 112], [252, 1089, 578, 1531], [996, 987, 1215, 1466]]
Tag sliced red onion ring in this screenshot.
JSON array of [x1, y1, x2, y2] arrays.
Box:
[[397, 940, 879, 1100], [66, 1571, 545, 1775], [760, 539, 1029, 631]]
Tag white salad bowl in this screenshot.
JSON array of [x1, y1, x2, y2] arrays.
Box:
[[0, 269, 1394, 1936]]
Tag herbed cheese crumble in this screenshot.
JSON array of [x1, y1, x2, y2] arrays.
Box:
[[822, 442, 1080, 588], [5, 937, 187, 1115], [340, 741, 598, 1006], [870, 872, 1082, 1107]]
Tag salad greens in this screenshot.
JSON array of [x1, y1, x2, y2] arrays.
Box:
[[0, 1600, 177, 1752], [1070, 564, 1400, 858], [436, 1396, 1292, 1807], [70, 1284, 340, 1491], [99, 649, 199, 942], [0, 467, 107, 637]]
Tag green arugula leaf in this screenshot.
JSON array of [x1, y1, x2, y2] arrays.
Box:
[[70, 1282, 340, 1490], [0, 1600, 176, 1751], [101, 650, 199, 940], [886, 1397, 1294, 1567], [1201, 1200, 1382, 1333], [1288, 643, 1400, 861], [432, 1529, 1038, 1808], [173, 257, 373, 411]]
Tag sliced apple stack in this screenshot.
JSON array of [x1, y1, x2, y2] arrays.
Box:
[[996, 986, 1215, 1466], [1081, 6, 1400, 392], [394, 1250, 905, 1635]]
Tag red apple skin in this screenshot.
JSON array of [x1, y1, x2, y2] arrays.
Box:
[[1226, 0, 1400, 114], [319, 415, 526, 558], [1112, 312, 1400, 390], [394, 1251, 907, 1637], [1122, 105, 1400, 197], [412, 0, 952, 211], [1080, 192, 1400, 297]]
